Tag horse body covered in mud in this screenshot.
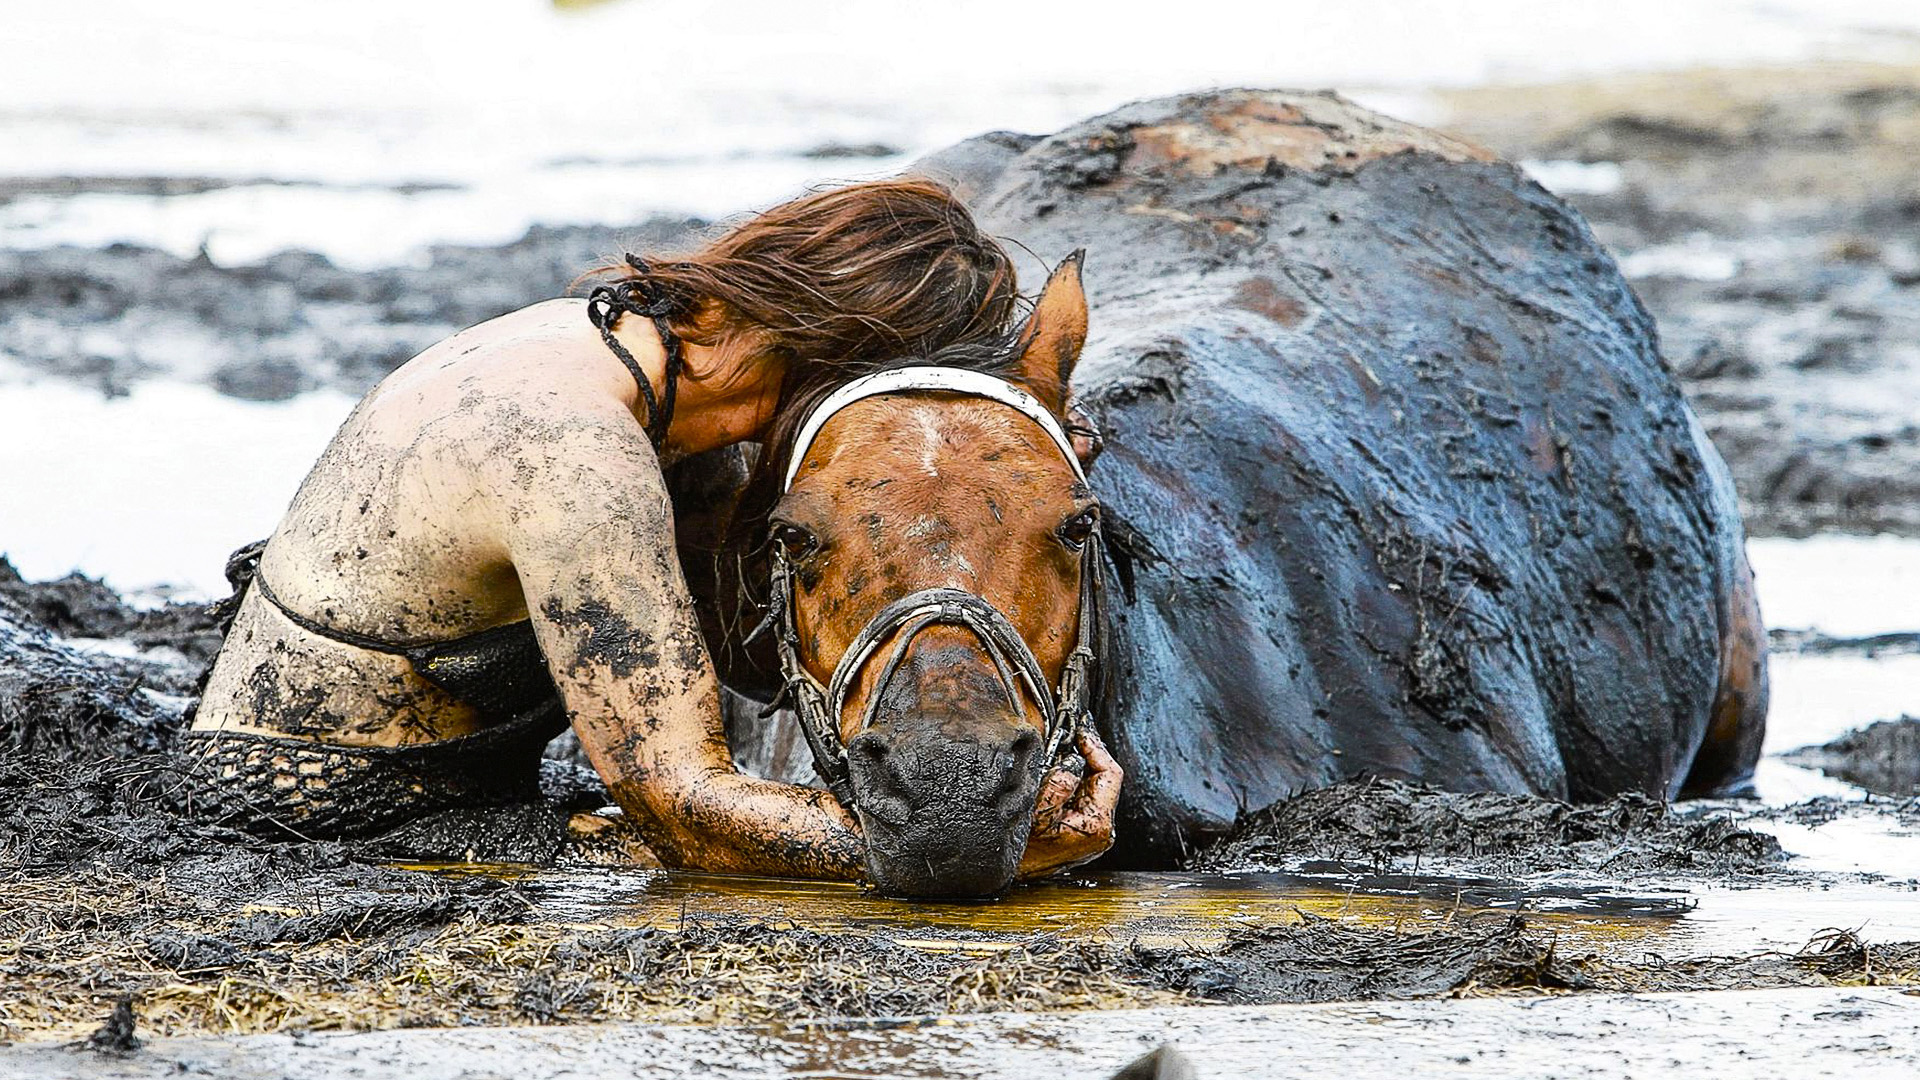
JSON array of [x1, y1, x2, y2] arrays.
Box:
[[729, 89, 1767, 869]]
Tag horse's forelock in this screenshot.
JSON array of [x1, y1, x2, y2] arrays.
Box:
[[720, 337, 1026, 602]]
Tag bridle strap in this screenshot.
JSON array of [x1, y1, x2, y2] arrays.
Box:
[[828, 588, 1062, 751], [769, 557, 1099, 814], [766, 368, 1105, 813], [782, 367, 1087, 491]]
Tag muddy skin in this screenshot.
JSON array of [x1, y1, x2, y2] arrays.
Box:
[[1785, 718, 1920, 798], [171, 294, 871, 880]]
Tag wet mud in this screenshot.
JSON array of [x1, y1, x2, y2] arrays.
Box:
[[0, 558, 205, 760], [0, 219, 698, 399], [1786, 717, 1920, 797], [2, 559, 1913, 1043], [1192, 778, 1783, 878]]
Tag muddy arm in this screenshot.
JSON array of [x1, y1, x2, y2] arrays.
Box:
[[491, 401, 862, 878]]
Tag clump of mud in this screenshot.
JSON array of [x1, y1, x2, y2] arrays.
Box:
[[1131, 914, 1590, 1004], [1193, 778, 1783, 877], [0, 560, 202, 760], [0, 558, 222, 677], [1786, 718, 1920, 798]]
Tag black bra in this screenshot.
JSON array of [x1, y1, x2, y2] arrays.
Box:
[[249, 569, 555, 717]]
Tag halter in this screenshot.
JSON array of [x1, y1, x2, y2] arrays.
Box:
[[762, 366, 1106, 812]]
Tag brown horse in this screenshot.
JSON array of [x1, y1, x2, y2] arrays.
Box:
[[720, 90, 1768, 896], [754, 256, 1109, 896]]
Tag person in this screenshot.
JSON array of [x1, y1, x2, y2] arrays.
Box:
[[183, 179, 1119, 880]]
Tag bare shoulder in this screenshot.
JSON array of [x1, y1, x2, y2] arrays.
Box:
[[263, 296, 647, 624]]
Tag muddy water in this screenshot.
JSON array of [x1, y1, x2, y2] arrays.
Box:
[[525, 867, 1690, 953], [506, 840, 1920, 962]]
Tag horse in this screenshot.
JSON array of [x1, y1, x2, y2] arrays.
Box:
[[696, 89, 1768, 893]]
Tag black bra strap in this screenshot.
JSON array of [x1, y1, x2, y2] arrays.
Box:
[[252, 571, 421, 656], [585, 253, 685, 451]]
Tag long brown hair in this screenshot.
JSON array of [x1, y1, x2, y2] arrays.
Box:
[[588, 178, 1019, 388], [593, 180, 1026, 678]]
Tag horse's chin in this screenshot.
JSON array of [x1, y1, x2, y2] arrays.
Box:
[[856, 806, 1036, 899]]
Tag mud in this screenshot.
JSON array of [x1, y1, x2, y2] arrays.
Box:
[[1129, 915, 1587, 1003], [0, 559, 201, 760], [3, 564, 1912, 1043], [0, 219, 697, 398], [1192, 778, 1783, 878], [1786, 717, 1920, 797]]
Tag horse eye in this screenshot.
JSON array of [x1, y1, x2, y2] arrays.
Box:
[[1056, 507, 1100, 551], [770, 521, 820, 557]]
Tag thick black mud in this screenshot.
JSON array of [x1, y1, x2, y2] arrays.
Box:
[[1786, 717, 1920, 797]]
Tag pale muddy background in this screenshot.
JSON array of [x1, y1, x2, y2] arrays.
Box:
[[3, 1, 1920, 1075]]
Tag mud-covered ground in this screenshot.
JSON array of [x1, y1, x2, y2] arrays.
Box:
[[1787, 717, 1920, 797], [2, 567, 1916, 1045]]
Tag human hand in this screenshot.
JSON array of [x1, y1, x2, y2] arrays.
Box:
[[1016, 729, 1122, 880]]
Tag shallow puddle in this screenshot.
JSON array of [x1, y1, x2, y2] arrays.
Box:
[[522, 867, 1687, 952], [505, 840, 1920, 962]]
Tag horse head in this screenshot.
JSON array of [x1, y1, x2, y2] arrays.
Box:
[[765, 254, 1098, 897]]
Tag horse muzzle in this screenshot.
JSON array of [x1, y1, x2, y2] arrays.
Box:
[[842, 642, 1048, 898]]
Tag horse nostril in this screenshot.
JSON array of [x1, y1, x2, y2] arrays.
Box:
[[846, 731, 912, 825], [849, 729, 890, 765], [1007, 727, 1040, 770], [995, 727, 1044, 808]]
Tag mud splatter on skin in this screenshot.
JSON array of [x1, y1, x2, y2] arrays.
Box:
[[539, 597, 660, 680]]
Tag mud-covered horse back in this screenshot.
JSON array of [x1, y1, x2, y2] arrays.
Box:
[[906, 89, 1767, 865]]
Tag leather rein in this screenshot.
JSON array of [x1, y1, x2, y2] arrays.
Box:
[[759, 367, 1106, 812]]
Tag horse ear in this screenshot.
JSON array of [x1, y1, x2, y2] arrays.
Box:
[[1013, 250, 1088, 415]]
